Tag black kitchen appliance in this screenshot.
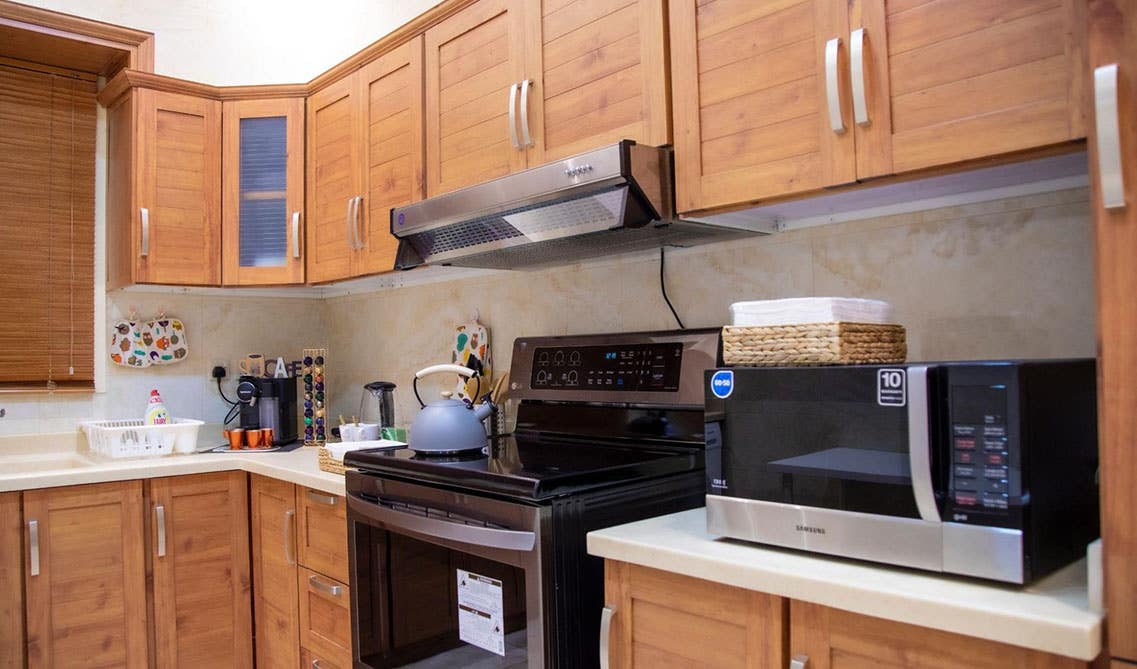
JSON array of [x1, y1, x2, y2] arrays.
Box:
[[235, 375, 299, 445], [704, 359, 1099, 584], [345, 328, 720, 668]]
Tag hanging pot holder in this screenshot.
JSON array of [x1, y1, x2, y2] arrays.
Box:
[[109, 320, 152, 368], [147, 318, 188, 365]]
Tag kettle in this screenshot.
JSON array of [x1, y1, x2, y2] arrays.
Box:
[[409, 364, 494, 454]]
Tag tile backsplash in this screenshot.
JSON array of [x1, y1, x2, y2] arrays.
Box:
[[324, 187, 1096, 428]]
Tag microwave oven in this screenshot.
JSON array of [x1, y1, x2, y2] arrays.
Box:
[[704, 360, 1099, 584]]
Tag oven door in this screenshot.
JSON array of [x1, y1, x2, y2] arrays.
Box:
[[346, 473, 547, 669], [704, 365, 945, 570]]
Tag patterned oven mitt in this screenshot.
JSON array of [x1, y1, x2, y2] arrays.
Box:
[[147, 318, 188, 365], [452, 321, 491, 402], [109, 320, 152, 368]]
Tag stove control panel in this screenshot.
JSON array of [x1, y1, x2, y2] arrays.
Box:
[[531, 343, 684, 392]]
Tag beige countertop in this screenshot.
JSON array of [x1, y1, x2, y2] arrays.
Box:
[[587, 508, 1102, 661], [0, 429, 346, 496]]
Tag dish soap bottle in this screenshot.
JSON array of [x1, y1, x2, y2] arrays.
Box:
[[145, 389, 170, 425]]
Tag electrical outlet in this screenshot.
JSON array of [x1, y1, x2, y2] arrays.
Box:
[[211, 362, 229, 380]]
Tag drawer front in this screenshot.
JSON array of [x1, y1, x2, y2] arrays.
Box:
[[296, 487, 348, 582], [298, 567, 352, 666], [302, 647, 346, 669]]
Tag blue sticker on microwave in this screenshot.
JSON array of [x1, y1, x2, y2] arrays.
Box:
[[710, 370, 734, 399]]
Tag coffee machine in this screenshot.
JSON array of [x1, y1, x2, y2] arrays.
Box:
[[236, 376, 299, 445]]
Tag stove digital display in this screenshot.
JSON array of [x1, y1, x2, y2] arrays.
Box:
[[531, 343, 684, 392]]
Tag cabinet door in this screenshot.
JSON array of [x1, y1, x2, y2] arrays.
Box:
[[425, 0, 528, 196], [136, 89, 222, 285], [604, 561, 786, 668], [298, 567, 352, 668], [222, 97, 305, 285], [669, 0, 855, 214], [524, 0, 669, 164], [250, 475, 300, 669], [788, 600, 1088, 669], [357, 36, 425, 276], [854, 0, 1086, 178], [306, 75, 361, 283], [0, 492, 23, 669], [23, 481, 147, 669], [296, 487, 348, 584], [150, 472, 252, 669], [1088, 0, 1137, 661]]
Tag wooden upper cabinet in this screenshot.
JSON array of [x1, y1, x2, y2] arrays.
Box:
[[425, 0, 528, 196], [306, 75, 361, 284], [250, 475, 300, 669], [788, 600, 1089, 669], [134, 89, 222, 285], [222, 97, 305, 286], [524, 0, 670, 164], [669, 0, 855, 214], [358, 36, 425, 276], [0, 493, 23, 669], [23, 481, 148, 669], [854, 0, 1087, 178], [149, 472, 252, 669]]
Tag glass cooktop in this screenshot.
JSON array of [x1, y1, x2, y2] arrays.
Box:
[[343, 434, 703, 501]]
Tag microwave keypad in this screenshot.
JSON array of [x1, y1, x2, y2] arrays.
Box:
[[952, 420, 1010, 514]]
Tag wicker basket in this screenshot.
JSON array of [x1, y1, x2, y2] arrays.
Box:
[[722, 322, 907, 366], [317, 448, 347, 475]]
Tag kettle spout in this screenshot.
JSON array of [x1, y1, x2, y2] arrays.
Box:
[[473, 401, 495, 423]]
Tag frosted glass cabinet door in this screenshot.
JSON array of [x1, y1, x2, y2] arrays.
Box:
[[222, 97, 305, 285]]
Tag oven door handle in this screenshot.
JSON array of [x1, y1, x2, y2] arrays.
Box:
[[348, 492, 536, 552]]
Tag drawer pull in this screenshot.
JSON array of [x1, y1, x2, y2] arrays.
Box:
[[790, 655, 809, 669], [825, 37, 845, 134], [311, 660, 323, 669], [1094, 63, 1126, 209], [309, 574, 343, 597], [306, 490, 338, 506]]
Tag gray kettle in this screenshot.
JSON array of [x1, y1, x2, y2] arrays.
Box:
[[409, 364, 494, 454]]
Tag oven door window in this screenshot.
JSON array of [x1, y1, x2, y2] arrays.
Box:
[[716, 367, 921, 518]]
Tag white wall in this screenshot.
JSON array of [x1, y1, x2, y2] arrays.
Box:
[[24, 0, 442, 85]]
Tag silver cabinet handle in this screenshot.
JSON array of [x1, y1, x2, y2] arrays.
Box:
[[28, 520, 39, 577], [354, 195, 365, 249], [140, 207, 150, 257], [155, 504, 167, 557], [519, 79, 534, 148], [825, 38, 845, 134], [1094, 63, 1125, 209], [790, 655, 809, 669], [291, 210, 301, 258], [345, 197, 357, 250], [508, 82, 521, 149], [311, 660, 322, 669], [308, 574, 343, 597], [851, 28, 869, 126], [599, 605, 615, 669], [284, 509, 296, 565], [306, 490, 338, 506]]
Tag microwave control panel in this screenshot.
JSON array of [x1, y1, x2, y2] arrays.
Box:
[[947, 384, 1016, 519], [531, 343, 683, 392]]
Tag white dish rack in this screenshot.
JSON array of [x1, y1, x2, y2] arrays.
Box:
[[82, 419, 203, 458]]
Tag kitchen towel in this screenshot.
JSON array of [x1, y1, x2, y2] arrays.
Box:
[[452, 321, 492, 402]]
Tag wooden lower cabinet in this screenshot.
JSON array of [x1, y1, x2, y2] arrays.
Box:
[[604, 561, 1093, 669], [250, 474, 301, 668], [303, 646, 347, 669], [297, 486, 349, 584], [298, 567, 352, 667], [0, 492, 24, 669], [149, 472, 252, 668], [23, 481, 148, 669]]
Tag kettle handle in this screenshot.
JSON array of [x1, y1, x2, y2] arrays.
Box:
[[413, 364, 481, 408]]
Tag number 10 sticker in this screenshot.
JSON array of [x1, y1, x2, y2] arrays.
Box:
[[877, 369, 906, 407]]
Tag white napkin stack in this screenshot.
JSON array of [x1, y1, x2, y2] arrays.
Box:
[[729, 298, 893, 327]]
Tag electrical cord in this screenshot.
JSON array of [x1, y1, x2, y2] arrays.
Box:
[[217, 377, 238, 405], [660, 247, 685, 329], [217, 377, 241, 425]]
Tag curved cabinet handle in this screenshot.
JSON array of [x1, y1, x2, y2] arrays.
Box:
[[140, 207, 150, 257], [345, 197, 357, 250], [309, 574, 343, 597], [354, 195, 365, 249], [508, 82, 521, 150], [284, 509, 296, 565], [599, 605, 615, 669], [28, 520, 39, 577], [311, 660, 323, 669], [291, 211, 301, 258], [1094, 63, 1126, 209], [155, 504, 167, 557], [790, 655, 809, 669], [851, 28, 870, 126], [520, 79, 534, 148], [825, 37, 846, 134]]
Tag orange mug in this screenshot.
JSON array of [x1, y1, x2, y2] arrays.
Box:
[[246, 428, 264, 448], [224, 428, 244, 450], [261, 428, 274, 447]]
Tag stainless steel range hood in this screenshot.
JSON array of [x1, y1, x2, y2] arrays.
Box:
[[390, 141, 764, 271]]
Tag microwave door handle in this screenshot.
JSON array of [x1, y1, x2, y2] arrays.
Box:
[[906, 366, 941, 523], [347, 492, 536, 552]]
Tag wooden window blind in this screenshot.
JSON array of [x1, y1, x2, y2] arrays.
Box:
[[0, 61, 96, 390]]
